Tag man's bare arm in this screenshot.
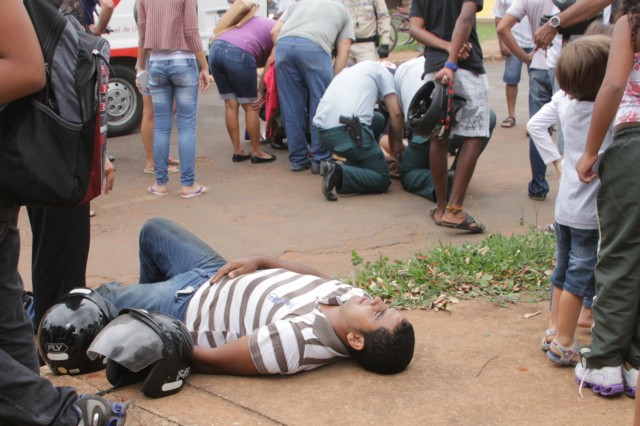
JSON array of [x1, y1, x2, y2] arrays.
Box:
[[333, 38, 352, 76], [0, 0, 45, 104], [534, 0, 612, 49], [192, 337, 261, 375], [92, 0, 115, 36], [210, 256, 330, 283], [497, 14, 534, 64]]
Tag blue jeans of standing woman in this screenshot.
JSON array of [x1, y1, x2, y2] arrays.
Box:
[[95, 218, 227, 321], [275, 37, 333, 170], [149, 58, 200, 187]]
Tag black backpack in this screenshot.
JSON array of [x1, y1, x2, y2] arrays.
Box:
[[0, 0, 110, 208]]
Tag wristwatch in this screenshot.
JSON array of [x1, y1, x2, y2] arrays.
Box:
[[548, 14, 561, 29]]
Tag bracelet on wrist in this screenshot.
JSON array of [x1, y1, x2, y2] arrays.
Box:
[[444, 61, 458, 71]]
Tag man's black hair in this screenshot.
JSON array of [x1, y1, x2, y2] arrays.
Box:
[[347, 319, 415, 374]]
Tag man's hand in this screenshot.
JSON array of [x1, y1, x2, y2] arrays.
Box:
[[534, 23, 557, 50], [378, 44, 390, 58], [435, 67, 455, 85], [576, 152, 598, 184], [209, 256, 263, 284], [499, 44, 510, 57], [103, 156, 115, 194], [457, 42, 472, 60]]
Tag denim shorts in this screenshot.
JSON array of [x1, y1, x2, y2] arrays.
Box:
[[502, 48, 532, 85], [209, 40, 258, 103], [550, 223, 598, 303]]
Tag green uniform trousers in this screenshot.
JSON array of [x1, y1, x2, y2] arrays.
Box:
[[399, 110, 496, 202], [318, 112, 390, 194], [586, 124, 640, 369]]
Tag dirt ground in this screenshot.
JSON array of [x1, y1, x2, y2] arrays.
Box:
[[22, 42, 636, 424]]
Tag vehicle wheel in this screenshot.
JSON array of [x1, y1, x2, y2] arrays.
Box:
[[107, 64, 142, 137]]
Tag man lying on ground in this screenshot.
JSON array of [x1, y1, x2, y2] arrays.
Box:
[[96, 218, 415, 376]]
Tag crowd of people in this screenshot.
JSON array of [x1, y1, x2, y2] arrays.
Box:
[[4, 0, 640, 423]]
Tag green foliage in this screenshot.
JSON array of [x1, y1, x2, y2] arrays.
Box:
[[476, 20, 498, 43], [348, 230, 555, 309], [392, 21, 497, 53]]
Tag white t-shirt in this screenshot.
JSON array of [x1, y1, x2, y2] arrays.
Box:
[[505, 0, 554, 70], [527, 90, 613, 229], [494, 0, 534, 49], [313, 60, 396, 129], [393, 56, 426, 118]]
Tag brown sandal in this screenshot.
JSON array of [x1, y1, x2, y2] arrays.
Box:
[[501, 116, 516, 128]]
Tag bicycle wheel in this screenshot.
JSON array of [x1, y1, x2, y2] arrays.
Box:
[[389, 20, 399, 52]]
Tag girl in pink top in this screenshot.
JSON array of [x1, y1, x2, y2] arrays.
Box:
[[137, 0, 211, 199]]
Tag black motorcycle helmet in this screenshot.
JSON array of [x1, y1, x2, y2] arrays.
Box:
[[37, 288, 118, 375], [406, 80, 466, 140], [87, 309, 194, 398]]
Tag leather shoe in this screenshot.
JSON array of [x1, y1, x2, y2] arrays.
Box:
[[291, 163, 310, 172], [232, 153, 252, 162], [320, 161, 338, 201], [270, 139, 288, 150], [250, 153, 276, 164]]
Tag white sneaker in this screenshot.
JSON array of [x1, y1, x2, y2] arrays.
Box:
[[575, 363, 624, 397], [623, 365, 639, 398]]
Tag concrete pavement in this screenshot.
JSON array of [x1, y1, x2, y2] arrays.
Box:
[[22, 41, 636, 424]]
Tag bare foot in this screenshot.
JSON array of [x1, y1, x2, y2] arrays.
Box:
[[577, 307, 594, 329]]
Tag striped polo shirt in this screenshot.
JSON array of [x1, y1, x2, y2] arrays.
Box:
[[184, 268, 369, 374]]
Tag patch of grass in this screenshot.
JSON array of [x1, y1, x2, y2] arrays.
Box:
[[391, 20, 498, 53], [476, 20, 498, 43], [348, 229, 555, 310]]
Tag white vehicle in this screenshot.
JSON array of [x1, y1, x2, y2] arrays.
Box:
[[103, 0, 268, 136]]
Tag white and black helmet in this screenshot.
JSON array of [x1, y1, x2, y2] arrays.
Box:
[[406, 80, 466, 140], [88, 309, 194, 398], [37, 288, 118, 375]]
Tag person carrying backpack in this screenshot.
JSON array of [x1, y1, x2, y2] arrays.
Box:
[[26, 0, 116, 343], [0, 0, 129, 424]]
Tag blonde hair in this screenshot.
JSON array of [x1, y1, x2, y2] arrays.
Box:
[[555, 35, 611, 101], [584, 20, 614, 37]]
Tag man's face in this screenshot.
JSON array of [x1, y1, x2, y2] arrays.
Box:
[[341, 295, 404, 334]]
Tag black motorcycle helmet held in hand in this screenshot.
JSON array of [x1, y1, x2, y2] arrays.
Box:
[[406, 80, 466, 140]]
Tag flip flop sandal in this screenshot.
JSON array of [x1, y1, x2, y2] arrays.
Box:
[[547, 338, 580, 366], [180, 185, 209, 199], [147, 185, 169, 197], [437, 212, 485, 234], [501, 116, 516, 128], [429, 207, 443, 226]]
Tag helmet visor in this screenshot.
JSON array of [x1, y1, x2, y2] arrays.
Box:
[[87, 315, 164, 372]]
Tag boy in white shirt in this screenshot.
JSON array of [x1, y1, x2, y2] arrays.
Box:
[[527, 35, 613, 367]]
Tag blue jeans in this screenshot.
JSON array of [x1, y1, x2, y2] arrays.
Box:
[[528, 69, 553, 198], [0, 201, 79, 425], [275, 37, 333, 169], [95, 218, 227, 321], [149, 58, 200, 187], [550, 223, 598, 303], [503, 48, 532, 85], [209, 40, 258, 103]]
